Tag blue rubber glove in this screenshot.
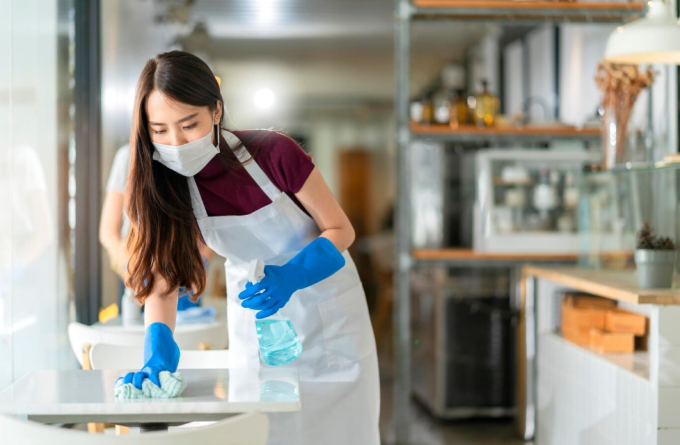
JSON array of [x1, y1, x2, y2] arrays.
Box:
[[238, 237, 346, 319], [117, 322, 180, 390], [177, 255, 208, 311], [177, 291, 201, 310]]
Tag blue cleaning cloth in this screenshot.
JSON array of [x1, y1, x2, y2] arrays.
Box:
[[115, 370, 186, 399]]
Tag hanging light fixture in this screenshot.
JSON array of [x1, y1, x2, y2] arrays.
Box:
[[604, 0, 680, 64]]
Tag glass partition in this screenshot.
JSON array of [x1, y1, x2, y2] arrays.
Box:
[[0, 0, 74, 389], [577, 163, 680, 270]]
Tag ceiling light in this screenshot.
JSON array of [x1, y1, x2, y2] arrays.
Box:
[[604, 0, 680, 64], [254, 89, 275, 109]]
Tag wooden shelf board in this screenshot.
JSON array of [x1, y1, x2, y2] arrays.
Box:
[[411, 122, 601, 137], [413, 249, 579, 262], [414, 1, 645, 11], [411, 1, 645, 23], [523, 266, 680, 305]]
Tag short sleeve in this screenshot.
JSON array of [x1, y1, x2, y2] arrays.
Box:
[[266, 133, 314, 194], [106, 145, 131, 193]]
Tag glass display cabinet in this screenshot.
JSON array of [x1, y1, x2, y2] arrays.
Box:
[[474, 149, 599, 253]]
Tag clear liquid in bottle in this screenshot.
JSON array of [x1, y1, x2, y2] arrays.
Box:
[[248, 259, 303, 366], [255, 316, 303, 366]]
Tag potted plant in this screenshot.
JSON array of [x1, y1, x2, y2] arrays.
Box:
[[635, 223, 677, 289]]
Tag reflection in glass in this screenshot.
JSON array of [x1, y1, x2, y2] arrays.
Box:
[[0, 0, 74, 390], [260, 380, 299, 403]]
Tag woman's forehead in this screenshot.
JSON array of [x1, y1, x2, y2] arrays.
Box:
[[146, 90, 203, 121]]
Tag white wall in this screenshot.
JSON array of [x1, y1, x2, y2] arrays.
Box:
[[559, 24, 616, 127], [527, 26, 556, 121], [468, 30, 501, 96], [503, 26, 556, 121], [503, 39, 524, 118]]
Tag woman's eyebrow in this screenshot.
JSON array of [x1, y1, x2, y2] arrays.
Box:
[[149, 112, 199, 126]]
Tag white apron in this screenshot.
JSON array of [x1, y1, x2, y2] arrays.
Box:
[[187, 130, 381, 445]]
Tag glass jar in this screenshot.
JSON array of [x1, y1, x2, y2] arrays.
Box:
[[421, 95, 434, 125], [449, 88, 468, 128], [474, 80, 499, 127]]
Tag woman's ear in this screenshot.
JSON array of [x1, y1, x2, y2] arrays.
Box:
[[214, 100, 223, 123]]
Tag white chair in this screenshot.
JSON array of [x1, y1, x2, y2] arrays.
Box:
[[90, 343, 231, 370], [68, 323, 145, 368], [0, 412, 268, 445], [68, 322, 228, 367]]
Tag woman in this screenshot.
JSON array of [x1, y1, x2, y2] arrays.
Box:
[[119, 51, 380, 444], [99, 143, 213, 313]]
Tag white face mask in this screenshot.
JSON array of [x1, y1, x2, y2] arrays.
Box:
[[152, 124, 219, 177]]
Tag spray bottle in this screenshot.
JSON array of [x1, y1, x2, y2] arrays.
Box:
[[248, 259, 303, 366]]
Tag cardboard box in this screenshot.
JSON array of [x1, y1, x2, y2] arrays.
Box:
[[562, 325, 591, 347], [564, 293, 617, 310], [562, 300, 607, 330], [604, 309, 647, 336], [589, 328, 635, 353]]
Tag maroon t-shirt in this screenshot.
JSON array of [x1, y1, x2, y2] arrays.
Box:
[[193, 129, 315, 218]]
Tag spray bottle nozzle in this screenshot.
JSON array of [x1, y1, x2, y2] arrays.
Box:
[[247, 259, 266, 284]]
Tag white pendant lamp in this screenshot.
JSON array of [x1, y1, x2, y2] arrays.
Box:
[[604, 0, 680, 64]]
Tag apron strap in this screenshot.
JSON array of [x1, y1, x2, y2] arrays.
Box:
[[187, 177, 208, 219], [223, 130, 283, 203]]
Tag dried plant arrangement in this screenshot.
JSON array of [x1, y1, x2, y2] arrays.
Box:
[[595, 62, 655, 169]]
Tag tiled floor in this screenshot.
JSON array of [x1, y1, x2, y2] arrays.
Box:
[[379, 351, 529, 445]]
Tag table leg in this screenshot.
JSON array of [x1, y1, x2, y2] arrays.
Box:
[[140, 423, 169, 433]]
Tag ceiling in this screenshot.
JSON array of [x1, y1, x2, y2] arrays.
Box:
[[152, 0, 500, 118], [158, 0, 493, 56], [189, 0, 395, 40]]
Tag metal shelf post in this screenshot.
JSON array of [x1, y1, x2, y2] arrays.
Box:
[[394, 0, 413, 444]]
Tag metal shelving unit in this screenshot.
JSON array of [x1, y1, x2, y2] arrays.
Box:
[[392, 1, 645, 443]]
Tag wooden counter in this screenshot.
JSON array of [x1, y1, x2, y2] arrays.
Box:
[[413, 249, 578, 262], [518, 265, 678, 444], [522, 266, 680, 305]]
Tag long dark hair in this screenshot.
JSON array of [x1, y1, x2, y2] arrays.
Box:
[[125, 50, 272, 303]]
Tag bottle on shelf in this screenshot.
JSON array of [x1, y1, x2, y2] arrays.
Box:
[[449, 88, 469, 129], [420, 92, 434, 126], [474, 80, 499, 127], [432, 84, 452, 125], [409, 100, 424, 123]]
